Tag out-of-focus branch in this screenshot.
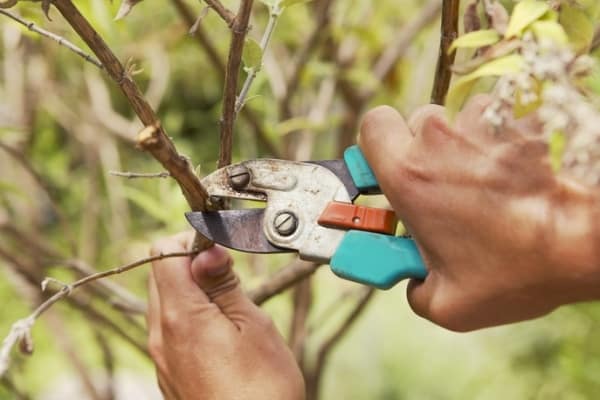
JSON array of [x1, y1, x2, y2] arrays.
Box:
[[109, 170, 170, 179], [52, 0, 213, 231], [0, 9, 103, 69], [289, 279, 312, 366], [202, 0, 235, 26], [279, 0, 334, 119], [218, 0, 254, 168], [0, 251, 192, 377], [306, 288, 375, 400], [431, 0, 460, 105], [0, 141, 75, 249], [0, 375, 30, 400], [248, 260, 321, 305], [363, 0, 442, 100]]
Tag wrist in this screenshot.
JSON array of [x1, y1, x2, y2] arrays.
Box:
[[548, 179, 600, 303]]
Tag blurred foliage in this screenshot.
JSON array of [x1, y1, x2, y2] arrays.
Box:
[[0, 0, 599, 399]]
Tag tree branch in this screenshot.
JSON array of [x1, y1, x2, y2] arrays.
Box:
[[52, 0, 212, 216], [0, 251, 193, 377], [0, 9, 103, 69], [248, 260, 320, 305], [171, 0, 281, 157], [203, 0, 235, 26], [218, 0, 254, 168], [306, 288, 375, 400], [431, 0, 460, 105], [363, 0, 442, 100], [235, 4, 281, 113]]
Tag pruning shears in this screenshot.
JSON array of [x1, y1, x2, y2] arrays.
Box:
[[186, 146, 427, 290]]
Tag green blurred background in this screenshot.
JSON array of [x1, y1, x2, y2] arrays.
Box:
[[1, 0, 600, 398]]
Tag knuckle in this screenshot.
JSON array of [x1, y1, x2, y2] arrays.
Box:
[[160, 309, 183, 334]]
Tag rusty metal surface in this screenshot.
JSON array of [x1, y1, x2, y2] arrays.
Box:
[[185, 210, 288, 254], [195, 158, 355, 262]]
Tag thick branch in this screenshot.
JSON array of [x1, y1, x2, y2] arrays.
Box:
[[218, 0, 254, 168], [431, 0, 460, 105], [248, 260, 320, 305], [52, 0, 211, 216]]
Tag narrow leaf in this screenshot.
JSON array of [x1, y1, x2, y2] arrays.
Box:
[[447, 54, 525, 114], [559, 4, 594, 53], [242, 38, 263, 69], [449, 29, 501, 53], [504, 0, 550, 38], [530, 20, 568, 45]]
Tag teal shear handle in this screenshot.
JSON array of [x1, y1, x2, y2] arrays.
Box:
[[329, 146, 427, 290]]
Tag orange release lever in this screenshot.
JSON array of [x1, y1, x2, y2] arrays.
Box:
[[317, 202, 397, 235]]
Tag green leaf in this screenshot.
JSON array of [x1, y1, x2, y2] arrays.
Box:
[[559, 4, 594, 53], [530, 20, 568, 45], [505, 0, 550, 38], [449, 30, 501, 53], [549, 131, 566, 172], [242, 38, 263, 69], [280, 0, 312, 8], [446, 54, 525, 114]]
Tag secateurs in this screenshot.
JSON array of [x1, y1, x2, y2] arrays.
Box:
[[186, 146, 427, 290]]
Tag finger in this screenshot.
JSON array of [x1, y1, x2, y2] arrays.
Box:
[[151, 235, 210, 311], [358, 105, 413, 187], [190, 245, 262, 328], [146, 270, 162, 346], [406, 273, 438, 321], [454, 94, 494, 137], [408, 104, 447, 137]]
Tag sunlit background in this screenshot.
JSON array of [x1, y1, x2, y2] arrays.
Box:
[[1, 0, 600, 398]]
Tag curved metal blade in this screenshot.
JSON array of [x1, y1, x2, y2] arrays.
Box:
[[185, 209, 290, 254], [308, 160, 360, 200]]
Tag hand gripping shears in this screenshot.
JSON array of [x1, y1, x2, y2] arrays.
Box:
[[186, 146, 427, 290]]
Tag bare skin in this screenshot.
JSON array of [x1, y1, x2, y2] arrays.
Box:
[[148, 95, 600, 398], [359, 95, 600, 331], [147, 232, 305, 400]]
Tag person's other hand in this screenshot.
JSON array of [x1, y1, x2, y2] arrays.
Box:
[[359, 95, 600, 331], [147, 232, 305, 400]]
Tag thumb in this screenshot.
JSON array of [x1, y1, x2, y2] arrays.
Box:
[[190, 245, 259, 327]]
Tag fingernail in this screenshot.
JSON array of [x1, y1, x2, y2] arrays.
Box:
[[206, 258, 232, 277]]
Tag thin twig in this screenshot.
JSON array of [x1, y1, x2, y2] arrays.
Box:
[[218, 0, 254, 168], [202, 0, 235, 26], [235, 5, 281, 113], [248, 260, 321, 305], [109, 170, 171, 179], [0, 9, 104, 70], [431, 0, 460, 105], [0, 251, 193, 377]]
